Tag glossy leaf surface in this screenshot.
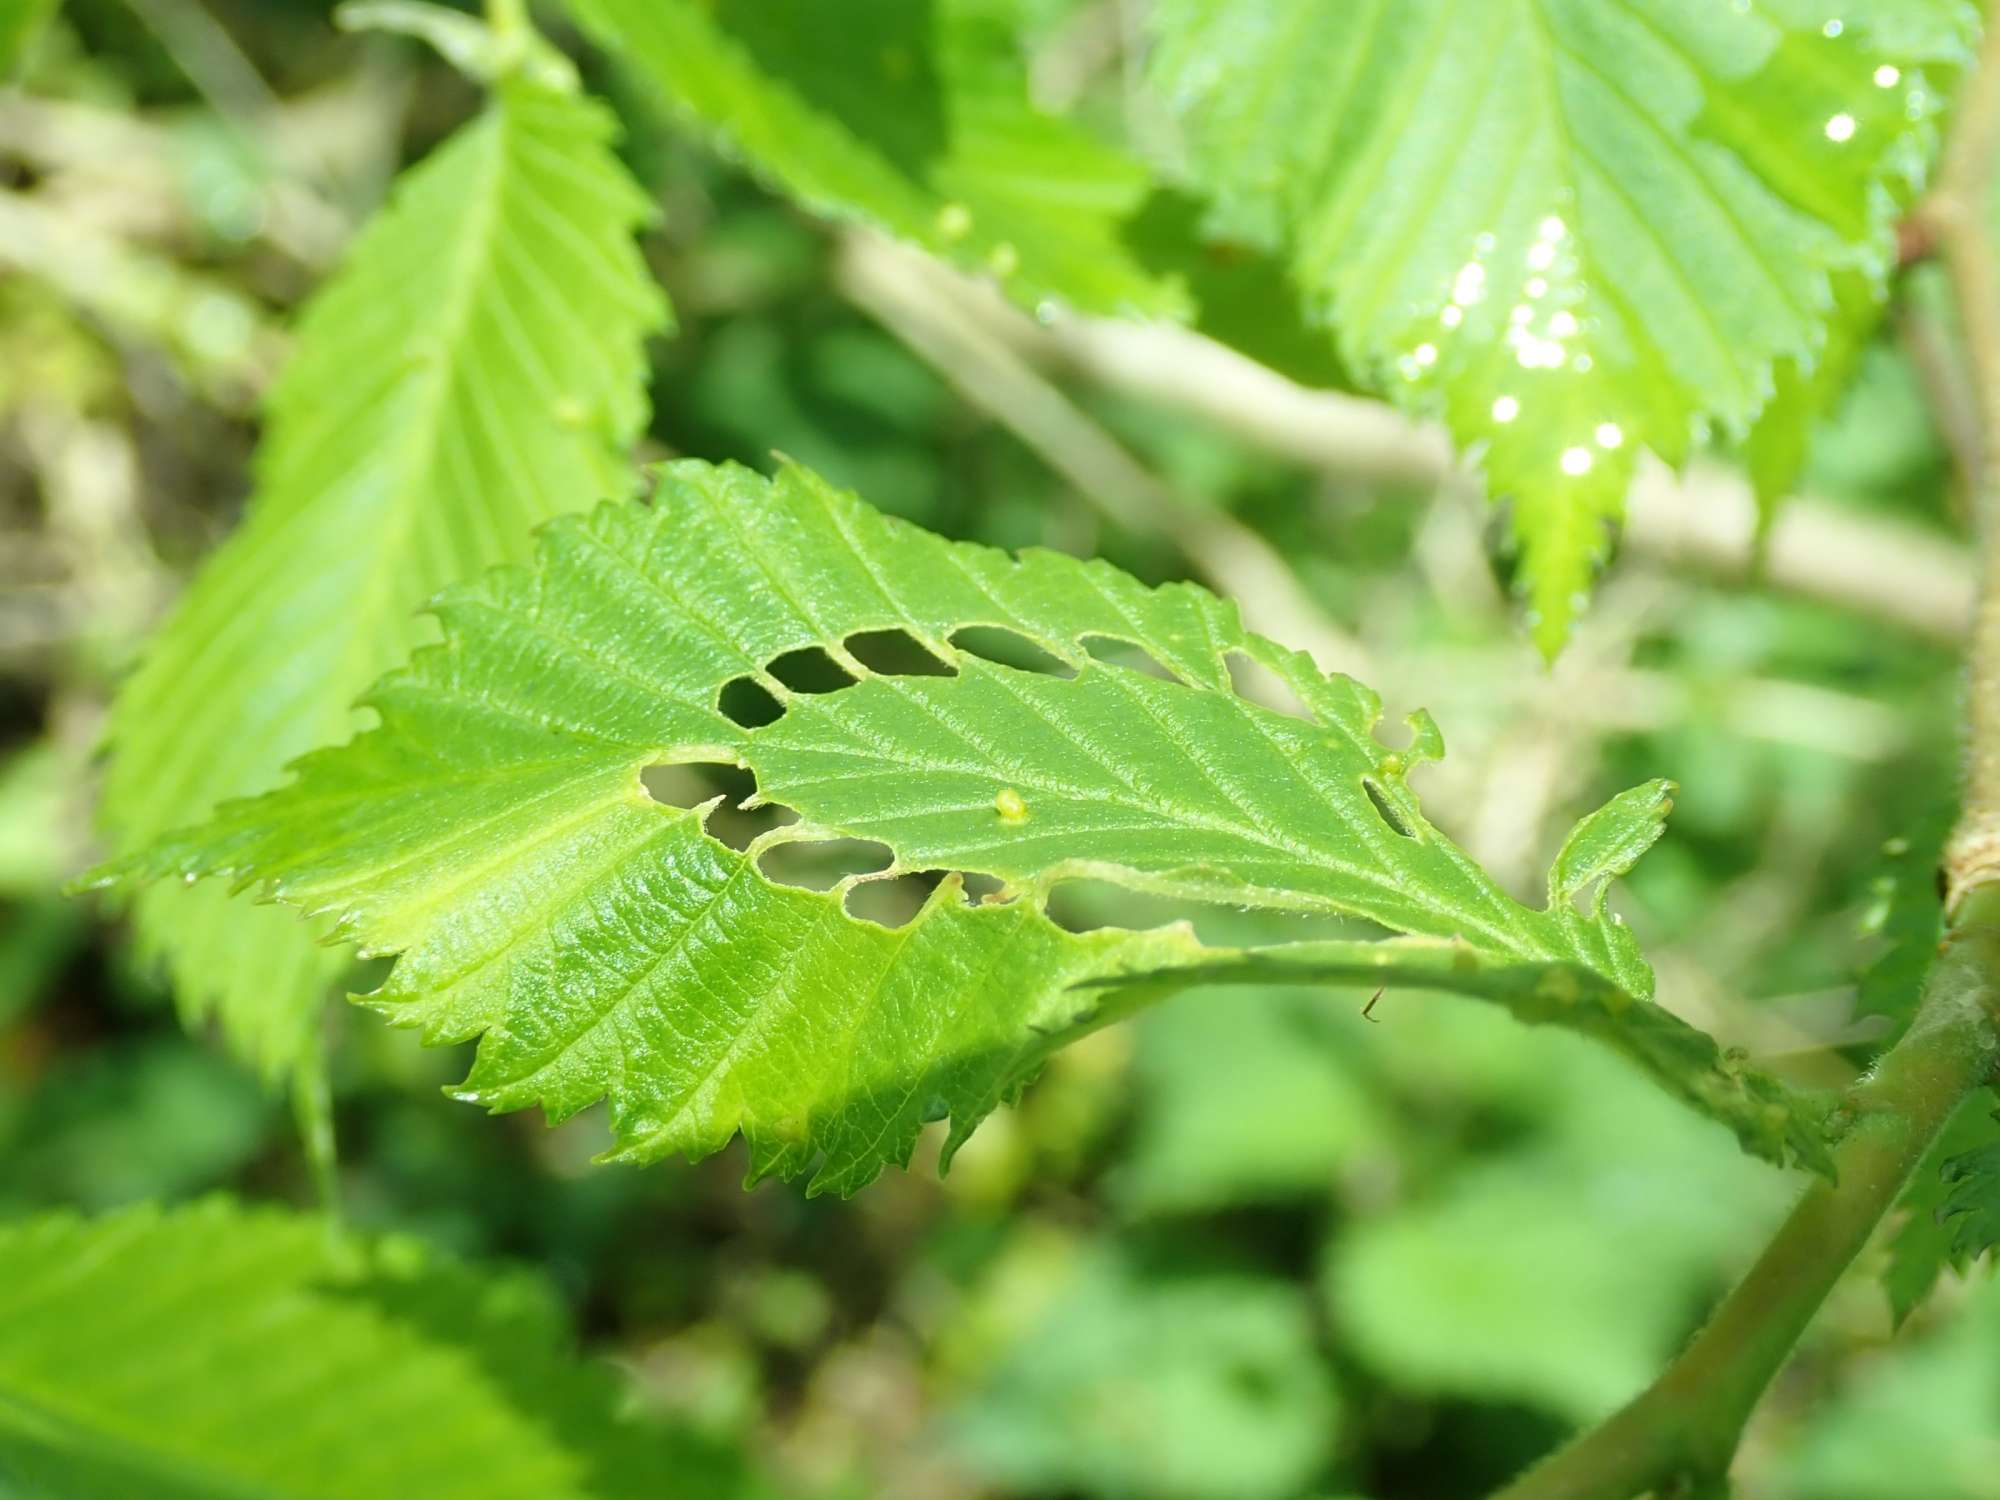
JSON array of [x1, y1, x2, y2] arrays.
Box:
[[1149, 0, 1971, 648]]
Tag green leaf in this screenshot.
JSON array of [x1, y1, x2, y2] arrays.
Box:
[[947, 1241, 1337, 1500], [1937, 1118, 2000, 1255], [564, 0, 1184, 319], [0, 1040, 271, 1212], [0, 1198, 768, 1499], [95, 76, 667, 1083], [1856, 815, 1951, 1031], [1741, 269, 1881, 521], [101, 460, 1730, 1189], [1326, 1025, 1790, 1422], [1883, 1091, 2000, 1324], [1114, 985, 1388, 1217], [0, 0, 57, 78], [1147, 0, 1971, 650], [1548, 779, 1675, 914], [1775, 1266, 2000, 1500]]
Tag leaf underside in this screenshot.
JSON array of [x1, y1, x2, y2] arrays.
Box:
[[1148, 0, 1972, 650], [96, 77, 667, 1081], [0, 1199, 757, 1500], [106, 460, 1827, 1190]]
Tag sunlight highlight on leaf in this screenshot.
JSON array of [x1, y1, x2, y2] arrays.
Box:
[[1148, 0, 1972, 649]]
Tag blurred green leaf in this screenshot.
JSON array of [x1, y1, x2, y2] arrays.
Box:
[[949, 1243, 1337, 1500], [1883, 1091, 2000, 1324], [1115, 988, 1386, 1216], [0, 745, 77, 898], [1326, 1029, 1786, 1422], [0, 0, 57, 77], [0, 1197, 772, 1498], [565, 0, 1184, 318], [95, 75, 667, 1085], [1743, 270, 1881, 522], [1771, 1269, 2000, 1500], [0, 1039, 270, 1212], [1856, 815, 1951, 1032]]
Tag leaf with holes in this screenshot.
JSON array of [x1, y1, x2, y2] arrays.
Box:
[[1147, 0, 1971, 651], [563, 0, 1184, 319], [94, 75, 667, 1083], [0, 1198, 770, 1498], [96, 460, 1815, 1187]]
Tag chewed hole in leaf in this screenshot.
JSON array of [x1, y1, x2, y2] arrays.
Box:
[[844, 628, 957, 677], [949, 625, 1076, 678], [1043, 879, 1199, 936], [843, 870, 944, 928], [757, 837, 896, 892], [642, 761, 752, 810], [767, 646, 857, 695], [1080, 634, 1179, 683], [642, 762, 792, 851], [718, 676, 784, 729], [1362, 778, 1416, 839], [959, 870, 1007, 904], [1224, 649, 1311, 723]]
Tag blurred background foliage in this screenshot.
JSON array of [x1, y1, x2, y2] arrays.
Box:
[[1, 2, 1995, 1496]]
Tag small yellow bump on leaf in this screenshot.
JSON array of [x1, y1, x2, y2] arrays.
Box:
[[995, 787, 1029, 824], [988, 241, 1020, 277]]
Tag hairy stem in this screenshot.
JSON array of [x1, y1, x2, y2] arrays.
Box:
[[1493, 886, 2000, 1500]]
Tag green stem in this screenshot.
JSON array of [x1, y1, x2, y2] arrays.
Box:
[[1494, 885, 2000, 1500]]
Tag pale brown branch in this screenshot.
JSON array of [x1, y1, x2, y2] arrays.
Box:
[[1024, 306, 1976, 644]]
